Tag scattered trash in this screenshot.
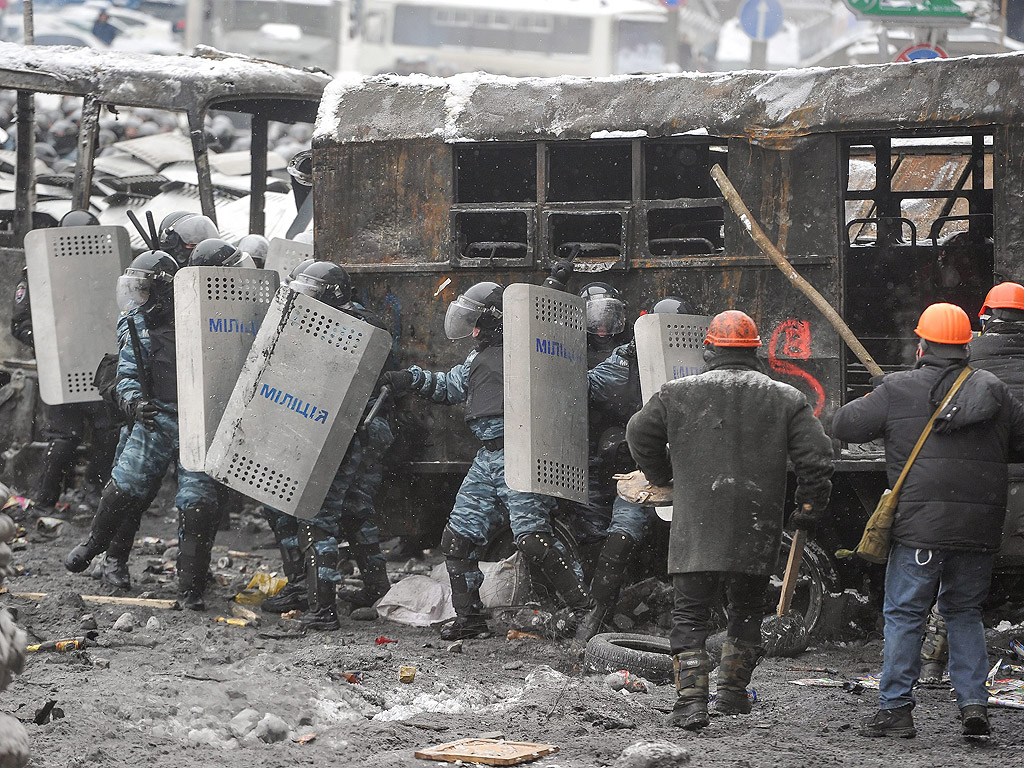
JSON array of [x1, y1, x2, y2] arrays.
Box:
[[215, 616, 251, 627], [338, 671, 362, 684], [787, 666, 838, 674], [399, 665, 417, 684], [246, 573, 287, 597], [79, 614, 97, 631], [234, 589, 264, 606], [217, 556, 233, 569], [35, 517, 62, 534], [27, 637, 87, 653], [376, 636, 397, 645], [281, 610, 302, 620], [136, 537, 171, 555], [294, 733, 316, 745], [415, 738, 558, 765], [1000, 664, 1024, 676], [789, 678, 849, 688], [1009, 638, 1024, 661], [231, 604, 260, 626], [4, 592, 180, 610], [376, 574, 456, 628], [604, 671, 650, 694], [506, 630, 542, 641], [989, 695, 1024, 709], [987, 659, 1002, 687], [447, 640, 463, 654]]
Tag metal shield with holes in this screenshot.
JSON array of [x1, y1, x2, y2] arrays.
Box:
[[205, 288, 391, 518], [634, 313, 713, 404], [25, 225, 132, 405], [265, 238, 313, 284], [175, 266, 280, 472], [503, 284, 589, 504]]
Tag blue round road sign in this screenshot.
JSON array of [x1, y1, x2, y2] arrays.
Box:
[[740, 0, 784, 42], [895, 43, 948, 62]]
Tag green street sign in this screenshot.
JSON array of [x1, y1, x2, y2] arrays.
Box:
[[842, 0, 968, 20]]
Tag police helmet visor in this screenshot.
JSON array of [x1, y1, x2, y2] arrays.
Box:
[[289, 272, 326, 300], [226, 252, 257, 270], [585, 296, 626, 336], [116, 269, 152, 312], [444, 294, 488, 340]]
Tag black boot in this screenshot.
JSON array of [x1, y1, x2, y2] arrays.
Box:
[[64, 483, 142, 573], [98, 505, 145, 590], [715, 638, 763, 715], [33, 438, 76, 510], [177, 503, 219, 611], [339, 543, 391, 608], [575, 532, 636, 644], [298, 524, 339, 631], [262, 542, 308, 613], [860, 703, 916, 738], [440, 529, 491, 641], [669, 649, 712, 731], [100, 555, 131, 590], [961, 704, 991, 737], [518, 532, 592, 635]]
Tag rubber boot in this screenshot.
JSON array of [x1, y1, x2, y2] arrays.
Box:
[[33, 438, 76, 510], [715, 638, 763, 715], [669, 649, 712, 731], [575, 532, 636, 644], [177, 503, 219, 611], [262, 542, 308, 613], [919, 605, 948, 685], [339, 543, 391, 608], [64, 482, 142, 573], [441, 556, 491, 641], [518, 532, 592, 636], [97, 505, 145, 590], [298, 524, 340, 630]]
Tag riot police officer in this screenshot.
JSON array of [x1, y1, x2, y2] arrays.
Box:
[[260, 261, 395, 630], [12, 209, 120, 518], [158, 212, 219, 267], [63, 250, 221, 609], [381, 281, 592, 641]]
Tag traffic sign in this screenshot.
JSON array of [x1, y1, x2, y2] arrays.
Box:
[[740, 0, 784, 42], [660, 0, 682, 6], [895, 43, 948, 62], [843, 0, 967, 21]]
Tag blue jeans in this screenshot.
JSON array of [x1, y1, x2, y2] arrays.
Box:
[[880, 542, 993, 710]]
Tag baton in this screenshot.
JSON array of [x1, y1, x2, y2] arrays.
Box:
[[361, 385, 390, 430], [126, 210, 156, 250]]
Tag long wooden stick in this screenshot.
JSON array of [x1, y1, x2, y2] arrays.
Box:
[[777, 529, 806, 616], [710, 164, 884, 378], [3, 591, 179, 610]]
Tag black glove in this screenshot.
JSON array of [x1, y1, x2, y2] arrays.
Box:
[[380, 369, 415, 397], [790, 503, 819, 533], [123, 398, 158, 430], [542, 260, 574, 292]]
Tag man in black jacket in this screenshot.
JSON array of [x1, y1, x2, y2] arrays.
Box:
[[833, 302, 1024, 739], [627, 310, 833, 731]]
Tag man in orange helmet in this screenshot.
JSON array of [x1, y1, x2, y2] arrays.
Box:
[[833, 302, 1024, 739], [626, 309, 834, 731]]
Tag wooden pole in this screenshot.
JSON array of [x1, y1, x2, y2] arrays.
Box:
[[710, 164, 884, 377]]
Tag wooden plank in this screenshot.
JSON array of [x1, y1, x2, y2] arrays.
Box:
[[2, 590, 179, 609], [414, 738, 558, 766]]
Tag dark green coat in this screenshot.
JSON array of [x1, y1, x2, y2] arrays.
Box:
[[626, 354, 833, 575]]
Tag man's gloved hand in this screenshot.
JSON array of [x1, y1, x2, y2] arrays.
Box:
[[790, 502, 819, 533], [123, 398, 158, 430], [380, 369, 415, 397], [542, 260, 574, 292]]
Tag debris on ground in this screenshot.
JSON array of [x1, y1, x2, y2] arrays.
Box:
[[414, 738, 557, 765]]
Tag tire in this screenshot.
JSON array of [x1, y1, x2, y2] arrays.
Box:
[[767, 531, 840, 637], [583, 632, 675, 685]]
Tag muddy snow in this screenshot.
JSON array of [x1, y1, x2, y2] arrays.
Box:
[[3, 500, 1024, 768]]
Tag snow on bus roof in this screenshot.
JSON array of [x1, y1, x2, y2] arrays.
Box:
[[0, 42, 329, 111], [314, 53, 1024, 145]]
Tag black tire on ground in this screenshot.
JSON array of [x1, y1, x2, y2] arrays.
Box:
[[583, 632, 675, 685]]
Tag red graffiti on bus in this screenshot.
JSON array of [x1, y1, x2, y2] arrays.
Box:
[[768, 319, 826, 416]]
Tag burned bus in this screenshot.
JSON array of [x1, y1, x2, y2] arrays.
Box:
[[311, 58, 1017, 628]]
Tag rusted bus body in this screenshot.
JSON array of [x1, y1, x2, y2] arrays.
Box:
[[312, 58, 1023, 541]]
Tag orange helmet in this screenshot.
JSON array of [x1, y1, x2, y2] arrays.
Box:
[[980, 282, 1024, 318], [704, 310, 761, 348], [914, 303, 972, 345]]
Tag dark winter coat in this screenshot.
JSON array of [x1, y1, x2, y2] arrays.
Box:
[[832, 355, 1024, 553], [10, 268, 32, 348], [626, 350, 834, 575], [969, 326, 1024, 482]]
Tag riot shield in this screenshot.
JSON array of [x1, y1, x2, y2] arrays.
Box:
[[503, 284, 589, 504], [175, 266, 280, 472], [634, 312, 712, 403], [265, 238, 313, 284], [205, 288, 391, 518], [633, 312, 711, 521], [25, 225, 132, 405]]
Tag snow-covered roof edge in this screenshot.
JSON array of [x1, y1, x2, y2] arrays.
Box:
[[313, 53, 1024, 145]]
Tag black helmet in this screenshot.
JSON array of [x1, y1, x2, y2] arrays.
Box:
[[116, 250, 177, 315], [59, 209, 99, 227], [290, 261, 353, 309], [287, 257, 317, 283], [287, 149, 313, 187], [188, 238, 256, 268], [444, 281, 503, 340], [160, 213, 219, 266], [650, 296, 694, 315], [579, 281, 626, 337], [237, 234, 270, 268]]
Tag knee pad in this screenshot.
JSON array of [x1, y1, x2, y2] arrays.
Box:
[[516, 531, 555, 564], [440, 527, 476, 560]]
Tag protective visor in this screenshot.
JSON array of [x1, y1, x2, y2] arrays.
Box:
[[226, 252, 257, 270], [585, 296, 626, 336], [445, 294, 490, 340], [116, 270, 152, 313], [289, 272, 325, 300]]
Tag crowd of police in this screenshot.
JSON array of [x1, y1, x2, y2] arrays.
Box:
[[10, 190, 1024, 739]]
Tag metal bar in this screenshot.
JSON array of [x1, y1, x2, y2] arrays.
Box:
[[14, 91, 36, 247], [72, 94, 101, 212], [249, 115, 268, 235], [186, 110, 217, 225]]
